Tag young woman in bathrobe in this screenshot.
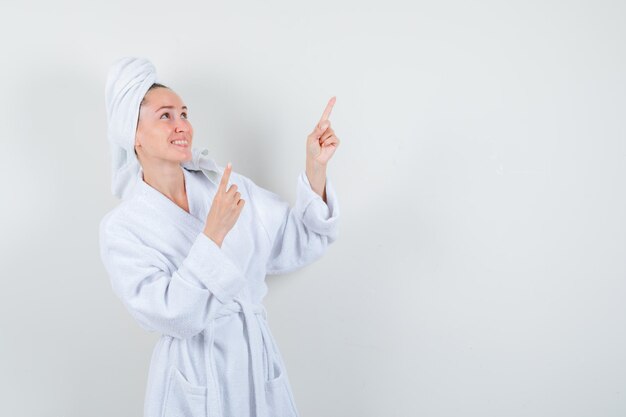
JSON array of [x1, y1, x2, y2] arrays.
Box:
[[99, 60, 340, 417]]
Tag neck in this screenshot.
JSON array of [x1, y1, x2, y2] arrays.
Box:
[[140, 160, 186, 203]]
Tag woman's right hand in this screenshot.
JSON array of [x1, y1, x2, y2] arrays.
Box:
[[203, 162, 245, 247]]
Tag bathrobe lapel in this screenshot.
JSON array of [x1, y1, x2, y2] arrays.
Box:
[[133, 165, 255, 286], [135, 167, 206, 234]]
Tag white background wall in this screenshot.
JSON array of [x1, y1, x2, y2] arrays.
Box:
[[1, 0, 625, 416]]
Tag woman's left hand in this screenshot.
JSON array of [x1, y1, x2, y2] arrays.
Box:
[[307, 96, 340, 165]]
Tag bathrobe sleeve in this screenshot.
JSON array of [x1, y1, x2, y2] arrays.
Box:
[[243, 170, 340, 275], [99, 217, 248, 339]]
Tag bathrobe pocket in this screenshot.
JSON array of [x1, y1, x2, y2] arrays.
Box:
[[162, 366, 207, 417], [265, 362, 298, 417]]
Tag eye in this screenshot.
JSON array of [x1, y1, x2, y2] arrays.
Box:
[[182, 112, 188, 119], [160, 112, 169, 119]]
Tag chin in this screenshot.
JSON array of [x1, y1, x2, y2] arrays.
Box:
[[170, 147, 192, 161], [178, 153, 193, 163]]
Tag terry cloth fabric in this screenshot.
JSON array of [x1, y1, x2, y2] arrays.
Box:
[[99, 163, 340, 416], [104, 56, 220, 199]]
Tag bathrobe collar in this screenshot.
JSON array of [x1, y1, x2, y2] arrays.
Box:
[[134, 165, 207, 231]]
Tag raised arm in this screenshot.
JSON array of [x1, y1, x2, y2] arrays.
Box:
[[243, 170, 340, 275], [99, 216, 248, 339]]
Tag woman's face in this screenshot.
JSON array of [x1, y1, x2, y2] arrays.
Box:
[[135, 87, 193, 163]]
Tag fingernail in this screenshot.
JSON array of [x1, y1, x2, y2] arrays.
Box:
[[227, 162, 231, 168]]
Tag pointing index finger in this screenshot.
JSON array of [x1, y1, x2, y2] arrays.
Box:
[[319, 96, 336, 123], [220, 162, 232, 192]]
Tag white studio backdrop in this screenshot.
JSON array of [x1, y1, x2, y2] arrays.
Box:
[[0, 1, 625, 416]]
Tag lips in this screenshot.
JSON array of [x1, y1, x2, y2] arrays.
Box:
[[170, 139, 189, 147]]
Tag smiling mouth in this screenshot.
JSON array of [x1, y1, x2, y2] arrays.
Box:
[[170, 139, 189, 147]]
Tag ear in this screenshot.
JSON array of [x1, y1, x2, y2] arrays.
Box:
[[134, 136, 142, 152], [134, 122, 143, 147]]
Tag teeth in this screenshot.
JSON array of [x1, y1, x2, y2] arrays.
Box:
[[172, 140, 188, 145]]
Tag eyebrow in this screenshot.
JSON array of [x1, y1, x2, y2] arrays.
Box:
[[155, 105, 188, 113]]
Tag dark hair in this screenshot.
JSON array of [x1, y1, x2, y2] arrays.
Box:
[[140, 82, 169, 107]]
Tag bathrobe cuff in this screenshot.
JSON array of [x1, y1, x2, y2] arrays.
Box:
[[293, 170, 340, 240], [176, 232, 248, 304]]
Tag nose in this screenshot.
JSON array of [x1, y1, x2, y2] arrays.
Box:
[[174, 117, 189, 132]]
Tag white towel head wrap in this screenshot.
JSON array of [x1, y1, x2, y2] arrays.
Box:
[[105, 56, 221, 200]]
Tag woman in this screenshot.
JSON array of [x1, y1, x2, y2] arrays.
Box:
[[99, 57, 340, 417]]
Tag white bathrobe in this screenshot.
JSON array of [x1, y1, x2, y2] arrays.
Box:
[[99, 164, 339, 417]]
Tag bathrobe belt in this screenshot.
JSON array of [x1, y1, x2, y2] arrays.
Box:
[[204, 297, 273, 417]]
